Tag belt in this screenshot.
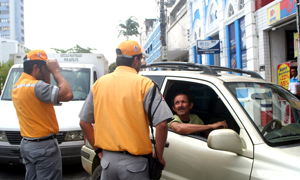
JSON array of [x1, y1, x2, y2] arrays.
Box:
[[115, 151, 150, 158], [24, 135, 57, 142]]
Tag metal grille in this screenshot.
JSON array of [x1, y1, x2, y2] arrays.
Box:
[[5, 131, 66, 145]]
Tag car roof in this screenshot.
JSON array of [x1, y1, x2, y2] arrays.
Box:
[[139, 70, 270, 84], [140, 62, 273, 85]]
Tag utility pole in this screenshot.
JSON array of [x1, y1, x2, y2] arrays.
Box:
[[160, 0, 167, 61]]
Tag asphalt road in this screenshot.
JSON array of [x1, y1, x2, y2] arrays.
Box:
[[0, 163, 91, 180]]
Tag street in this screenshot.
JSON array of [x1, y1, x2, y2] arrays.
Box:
[[0, 163, 91, 180]]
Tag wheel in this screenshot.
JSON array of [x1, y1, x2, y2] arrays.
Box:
[[91, 165, 102, 180], [262, 119, 282, 135]]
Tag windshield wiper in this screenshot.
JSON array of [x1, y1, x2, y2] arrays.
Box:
[[267, 133, 300, 140]]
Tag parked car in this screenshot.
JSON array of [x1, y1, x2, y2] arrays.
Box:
[[81, 62, 300, 179]]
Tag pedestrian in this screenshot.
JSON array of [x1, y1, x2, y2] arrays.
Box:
[[288, 67, 300, 98], [288, 67, 300, 123], [79, 40, 173, 180], [12, 50, 73, 180]]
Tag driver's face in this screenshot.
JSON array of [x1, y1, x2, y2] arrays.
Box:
[[172, 94, 192, 116]]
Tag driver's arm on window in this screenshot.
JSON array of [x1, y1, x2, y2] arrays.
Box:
[[170, 120, 228, 135]]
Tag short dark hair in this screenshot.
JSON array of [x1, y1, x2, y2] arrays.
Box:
[[23, 60, 46, 74], [171, 92, 193, 107], [116, 54, 142, 67]]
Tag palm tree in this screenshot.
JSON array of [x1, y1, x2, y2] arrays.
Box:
[[117, 16, 139, 40]]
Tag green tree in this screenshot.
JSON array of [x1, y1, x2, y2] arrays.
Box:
[[109, 62, 117, 73], [51, 44, 96, 53], [117, 16, 139, 40], [0, 59, 14, 91]]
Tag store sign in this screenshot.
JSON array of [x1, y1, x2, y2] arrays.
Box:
[[277, 63, 290, 89], [280, 0, 296, 18], [267, 0, 296, 25], [197, 40, 220, 54], [267, 4, 280, 25]]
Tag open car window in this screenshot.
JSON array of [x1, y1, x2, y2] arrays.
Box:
[[163, 80, 240, 138]]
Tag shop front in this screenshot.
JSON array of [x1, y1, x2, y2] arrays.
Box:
[[266, 0, 298, 84]]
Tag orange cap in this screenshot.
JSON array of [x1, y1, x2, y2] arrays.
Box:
[[25, 50, 48, 61], [116, 40, 149, 58]]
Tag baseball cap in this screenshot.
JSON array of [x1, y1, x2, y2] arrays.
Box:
[[116, 40, 149, 59], [24, 50, 48, 61]]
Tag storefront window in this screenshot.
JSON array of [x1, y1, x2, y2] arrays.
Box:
[[240, 17, 247, 69], [229, 23, 236, 68], [228, 17, 247, 69]]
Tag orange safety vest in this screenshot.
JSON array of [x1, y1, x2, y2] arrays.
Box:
[[93, 66, 154, 155], [12, 73, 59, 138]]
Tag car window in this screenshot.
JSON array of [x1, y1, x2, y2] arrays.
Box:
[[226, 82, 300, 146], [50, 67, 90, 100], [164, 80, 240, 138]]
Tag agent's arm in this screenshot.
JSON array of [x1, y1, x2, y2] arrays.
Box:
[[47, 59, 73, 101], [154, 120, 168, 167]]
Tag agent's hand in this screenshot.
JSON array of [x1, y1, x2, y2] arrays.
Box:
[[98, 151, 103, 159], [153, 152, 166, 167], [46, 58, 60, 74]]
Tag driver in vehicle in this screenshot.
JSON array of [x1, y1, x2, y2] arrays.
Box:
[[168, 92, 228, 137]]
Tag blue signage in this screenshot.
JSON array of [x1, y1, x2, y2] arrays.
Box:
[[197, 40, 220, 54]]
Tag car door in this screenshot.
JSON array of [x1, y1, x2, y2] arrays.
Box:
[[159, 77, 254, 180]]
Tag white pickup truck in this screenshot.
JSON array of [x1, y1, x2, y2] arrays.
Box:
[[0, 53, 108, 165]]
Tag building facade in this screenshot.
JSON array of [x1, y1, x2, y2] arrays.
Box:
[[0, 0, 26, 63], [256, 0, 298, 83], [0, 0, 24, 44], [144, 0, 299, 84], [188, 0, 257, 72]]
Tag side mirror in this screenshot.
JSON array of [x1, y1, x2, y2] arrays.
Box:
[[207, 129, 245, 154]]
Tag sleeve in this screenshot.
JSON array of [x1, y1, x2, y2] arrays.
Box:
[[191, 114, 204, 125], [34, 80, 59, 105], [143, 85, 174, 126], [78, 90, 94, 123], [167, 116, 181, 128]]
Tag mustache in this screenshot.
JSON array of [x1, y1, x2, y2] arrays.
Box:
[[177, 107, 185, 111]]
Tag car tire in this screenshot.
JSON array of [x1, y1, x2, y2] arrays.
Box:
[[91, 165, 102, 180]]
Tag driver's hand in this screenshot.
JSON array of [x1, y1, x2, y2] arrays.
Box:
[[212, 120, 228, 129]]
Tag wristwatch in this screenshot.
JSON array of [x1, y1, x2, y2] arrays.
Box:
[[94, 148, 103, 155]]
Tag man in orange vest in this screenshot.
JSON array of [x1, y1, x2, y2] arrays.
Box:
[[79, 40, 173, 179], [12, 50, 73, 180]]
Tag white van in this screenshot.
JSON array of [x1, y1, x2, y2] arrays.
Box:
[[0, 53, 108, 165]]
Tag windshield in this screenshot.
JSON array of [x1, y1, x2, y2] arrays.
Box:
[[1, 67, 90, 101], [226, 82, 300, 145], [1, 68, 23, 100], [50, 68, 90, 100]]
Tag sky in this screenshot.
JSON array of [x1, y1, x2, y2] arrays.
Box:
[[23, 0, 158, 65]]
